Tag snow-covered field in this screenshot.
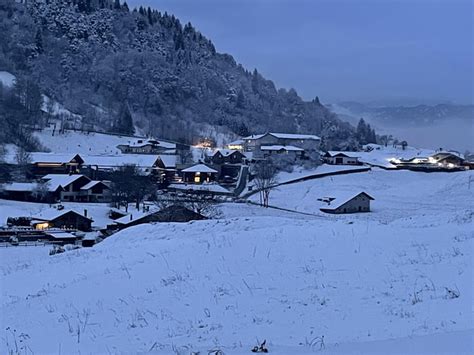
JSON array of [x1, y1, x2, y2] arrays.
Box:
[[1, 169, 473, 354]]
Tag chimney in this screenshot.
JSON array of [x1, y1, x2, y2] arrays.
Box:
[[84, 209, 88, 218]]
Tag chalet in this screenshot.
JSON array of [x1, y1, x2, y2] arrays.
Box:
[[154, 155, 179, 184], [181, 164, 218, 183], [83, 154, 167, 175], [207, 149, 246, 165], [242, 133, 321, 152], [2, 153, 86, 177], [319, 192, 374, 214], [324, 151, 361, 165], [260, 145, 305, 159], [429, 152, 464, 168], [117, 138, 176, 154], [41, 174, 92, 202], [79, 180, 111, 202], [31, 209, 93, 232], [114, 205, 206, 230]]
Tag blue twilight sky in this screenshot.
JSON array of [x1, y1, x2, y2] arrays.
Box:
[[128, 0, 473, 105]]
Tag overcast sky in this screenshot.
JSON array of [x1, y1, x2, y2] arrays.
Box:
[[128, 0, 473, 105]]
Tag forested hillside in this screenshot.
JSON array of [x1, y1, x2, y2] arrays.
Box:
[[0, 0, 360, 149]]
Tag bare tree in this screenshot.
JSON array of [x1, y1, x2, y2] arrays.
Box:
[[152, 190, 221, 218], [110, 164, 155, 211], [253, 160, 278, 208]]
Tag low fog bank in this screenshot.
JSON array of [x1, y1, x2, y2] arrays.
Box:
[[373, 118, 473, 153]]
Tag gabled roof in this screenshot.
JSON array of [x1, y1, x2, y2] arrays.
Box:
[[182, 164, 218, 173], [325, 151, 360, 158], [80, 180, 110, 190], [211, 149, 243, 157], [30, 153, 84, 164], [318, 192, 374, 210], [82, 154, 160, 168], [158, 155, 178, 168], [261, 145, 304, 152], [32, 209, 93, 222], [42, 174, 90, 191]]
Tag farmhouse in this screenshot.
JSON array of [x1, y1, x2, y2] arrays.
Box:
[[82, 154, 167, 175], [31, 209, 93, 232], [225, 139, 244, 151], [2, 153, 86, 177], [324, 151, 361, 165], [41, 174, 92, 202], [242, 132, 321, 153], [207, 149, 245, 165], [117, 138, 176, 154], [79, 180, 111, 202], [429, 151, 464, 168], [180, 164, 218, 183], [319, 192, 374, 214]]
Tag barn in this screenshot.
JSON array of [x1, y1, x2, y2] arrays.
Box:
[[319, 192, 374, 214]]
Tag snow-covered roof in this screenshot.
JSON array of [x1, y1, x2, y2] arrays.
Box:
[[2, 182, 39, 192], [326, 151, 360, 158], [80, 180, 109, 190], [211, 149, 241, 157], [158, 155, 178, 168], [227, 139, 244, 146], [181, 164, 217, 173], [318, 191, 374, 210], [32, 209, 92, 222], [42, 174, 89, 191], [3, 152, 83, 165], [83, 154, 159, 168], [169, 183, 230, 194], [261, 145, 304, 152], [243, 133, 320, 141], [44, 231, 78, 239]]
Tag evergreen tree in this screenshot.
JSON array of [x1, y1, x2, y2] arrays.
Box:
[[113, 0, 121, 10], [34, 29, 43, 54], [356, 118, 368, 145], [114, 104, 134, 135]]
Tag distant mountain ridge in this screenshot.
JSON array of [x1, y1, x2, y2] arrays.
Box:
[[334, 101, 474, 126], [0, 0, 360, 150]]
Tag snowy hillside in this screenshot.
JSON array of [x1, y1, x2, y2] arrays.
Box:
[[1, 169, 472, 354], [34, 128, 150, 155]]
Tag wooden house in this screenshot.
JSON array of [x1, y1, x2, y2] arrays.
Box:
[[207, 149, 245, 165], [319, 192, 374, 214], [324, 151, 361, 165], [31, 209, 93, 232], [41, 174, 92, 202], [117, 139, 176, 154], [181, 164, 218, 183], [29, 153, 84, 176], [79, 180, 111, 202]]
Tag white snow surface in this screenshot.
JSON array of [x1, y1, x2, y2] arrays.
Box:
[[1, 169, 473, 353], [0, 71, 16, 87]]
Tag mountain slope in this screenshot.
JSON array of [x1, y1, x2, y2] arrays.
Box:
[[0, 0, 356, 149]]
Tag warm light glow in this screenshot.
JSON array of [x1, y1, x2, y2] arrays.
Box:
[[448, 163, 455, 168], [35, 222, 49, 230], [428, 157, 436, 164]]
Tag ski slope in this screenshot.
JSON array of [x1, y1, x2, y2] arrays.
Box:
[[1, 169, 473, 353]]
